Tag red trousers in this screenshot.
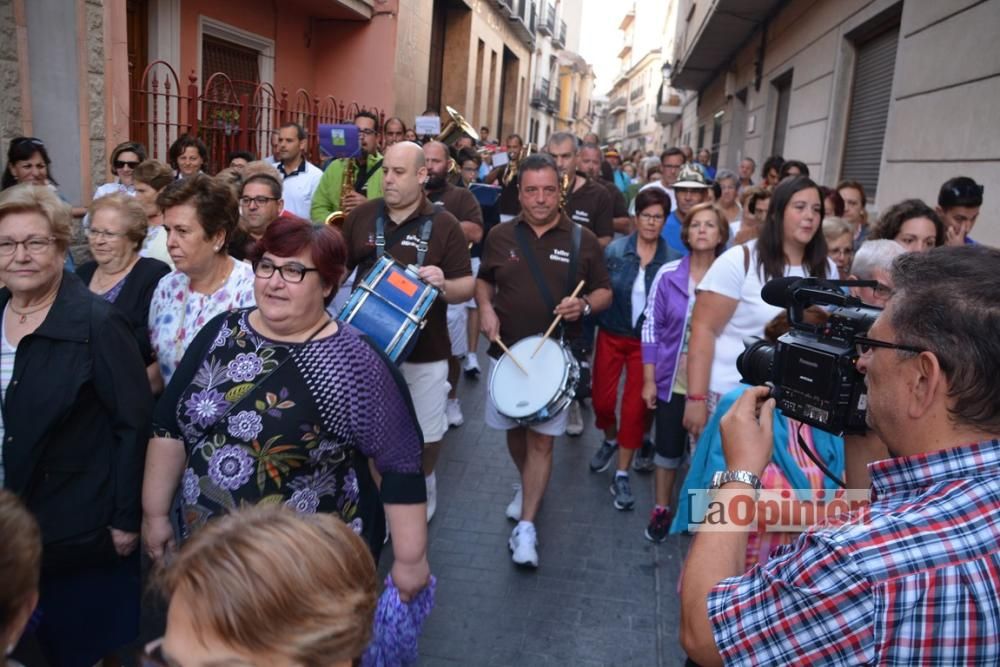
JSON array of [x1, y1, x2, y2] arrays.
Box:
[[592, 329, 652, 450]]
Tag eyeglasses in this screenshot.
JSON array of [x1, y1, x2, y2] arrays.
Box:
[[0, 236, 56, 255], [854, 334, 925, 357], [86, 228, 128, 240], [638, 212, 665, 223], [253, 258, 320, 283], [114, 160, 140, 170], [869, 283, 892, 299], [239, 196, 280, 208], [357, 128, 377, 136]]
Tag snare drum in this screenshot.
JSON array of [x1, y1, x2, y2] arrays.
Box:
[[338, 256, 439, 362], [489, 335, 580, 425]]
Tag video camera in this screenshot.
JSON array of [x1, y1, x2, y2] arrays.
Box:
[[736, 277, 881, 436]]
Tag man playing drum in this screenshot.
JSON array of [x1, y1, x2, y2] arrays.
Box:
[[341, 142, 474, 522], [476, 153, 611, 568]]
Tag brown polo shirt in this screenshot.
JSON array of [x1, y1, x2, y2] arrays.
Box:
[[342, 196, 472, 363], [486, 164, 522, 216], [565, 173, 613, 239], [426, 182, 483, 228], [478, 214, 610, 359], [599, 177, 629, 219]]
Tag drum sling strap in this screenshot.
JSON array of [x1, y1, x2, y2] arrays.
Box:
[[354, 158, 383, 195], [375, 201, 441, 266], [514, 221, 582, 336]]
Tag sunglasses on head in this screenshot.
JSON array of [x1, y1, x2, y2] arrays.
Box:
[[12, 137, 44, 148], [948, 183, 984, 200], [115, 160, 140, 169]]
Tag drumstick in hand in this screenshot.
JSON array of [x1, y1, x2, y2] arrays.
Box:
[[493, 337, 529, 375], [531, 280, 586, 358]]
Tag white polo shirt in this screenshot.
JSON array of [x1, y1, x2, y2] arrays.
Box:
[[278, 159, 323, 219]]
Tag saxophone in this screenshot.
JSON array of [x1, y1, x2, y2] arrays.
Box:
[[324, 158, 358, 228], [559, 170, 572, 212]]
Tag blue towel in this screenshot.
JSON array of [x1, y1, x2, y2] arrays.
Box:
[[362, 574, 437, 667]]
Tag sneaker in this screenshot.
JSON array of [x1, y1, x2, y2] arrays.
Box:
[[505, 483, 523, 521], [632, 439, 655, 473], [589, 440, 618, 473], [644, 507, 672, 543], [446, 398, 464, 428], [463, 352, 481, 378], [508, 523, 539, 568], [425, 473, 437, 522], [609, 474, 635, 511], [565, 400, 584, 436]]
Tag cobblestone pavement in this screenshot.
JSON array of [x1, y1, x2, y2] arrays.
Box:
[[380, 349, 693, 667]]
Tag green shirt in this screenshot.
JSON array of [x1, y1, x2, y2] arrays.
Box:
[[310, 153, 384, 223]]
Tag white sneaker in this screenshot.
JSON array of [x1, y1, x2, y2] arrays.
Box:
[[446, 398, 464, 427], [505, 483, 523, 521], [425, 473, 437, 522], [565, 400, 584, 436], [463, 352, 481, 378], [508, 522, 539, 568]]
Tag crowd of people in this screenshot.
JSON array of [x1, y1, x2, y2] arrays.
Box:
[[0, 108, 996, 666]]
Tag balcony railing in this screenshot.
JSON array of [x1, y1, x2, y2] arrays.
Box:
[[627, 120, 642, 135], [609, 95, 627, 113], [539, 2, 555, 35], [630, 86, 644, 102], [553, 20, 567, 48], [508, 0, 536, 46], [496, 0, 513, 13], [531, 77, 550, 109], [547, 87, 561, 114]]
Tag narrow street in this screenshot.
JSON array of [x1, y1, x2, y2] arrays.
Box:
[[382, 345, 691, 667]]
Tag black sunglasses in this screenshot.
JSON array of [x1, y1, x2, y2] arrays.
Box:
[[114, 160, 141, 169], [12, 137, 44, 148], [854, 335, 925, 357]]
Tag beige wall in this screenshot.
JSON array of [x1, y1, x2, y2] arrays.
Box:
[[466, 0, 531, 136], [394, 0, 433, 128], [683, 0, 1000, 246]]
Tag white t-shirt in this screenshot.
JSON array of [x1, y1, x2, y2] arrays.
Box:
[[696, 239, 837, 394], [629, 180, 677, 216], [279, 161, 324, 219], [630, 267, 647, 329]]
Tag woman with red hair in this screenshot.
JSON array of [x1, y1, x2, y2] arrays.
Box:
[[142, 217, 431, 600]]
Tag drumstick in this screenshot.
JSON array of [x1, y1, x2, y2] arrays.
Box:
[[493, 337, 529, 375], [531, 280, 586, 358]]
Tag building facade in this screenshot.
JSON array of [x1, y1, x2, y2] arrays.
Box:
[[670, 0, 1000, 246]]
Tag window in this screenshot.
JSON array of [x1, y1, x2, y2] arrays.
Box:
[[771, 70, 793, 156], [840, 25, 900, 201], [710, 110, 724, 167]]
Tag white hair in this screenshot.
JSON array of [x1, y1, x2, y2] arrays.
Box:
[[850, 239, 906, 279]]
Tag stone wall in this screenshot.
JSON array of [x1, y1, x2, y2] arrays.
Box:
[[0, 0, 23, 158]]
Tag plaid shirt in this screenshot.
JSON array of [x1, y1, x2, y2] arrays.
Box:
[[708, 439, 1000, 665]]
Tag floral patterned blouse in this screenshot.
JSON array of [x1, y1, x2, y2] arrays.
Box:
[[148, 257, 256, 385], [153, 309, 426, 554]]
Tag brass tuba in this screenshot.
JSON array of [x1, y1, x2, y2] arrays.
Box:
[[435, 106, 479, 148], [324, 157, 358, 228]]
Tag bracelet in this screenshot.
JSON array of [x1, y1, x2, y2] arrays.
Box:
[[686, 394, 708, 402]]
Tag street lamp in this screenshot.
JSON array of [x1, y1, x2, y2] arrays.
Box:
[[661, 61, 672, 83]]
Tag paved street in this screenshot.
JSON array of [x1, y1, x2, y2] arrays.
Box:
[[380, 345, 692, 667]]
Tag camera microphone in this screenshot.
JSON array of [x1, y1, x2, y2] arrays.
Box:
[[761, 277, 805, 308]]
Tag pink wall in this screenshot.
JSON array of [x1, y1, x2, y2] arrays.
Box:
[[313, 15, 399, 116]]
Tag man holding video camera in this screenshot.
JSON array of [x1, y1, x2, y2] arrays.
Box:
[[680, 245, 1000, 665]]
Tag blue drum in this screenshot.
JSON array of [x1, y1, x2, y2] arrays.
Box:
[[338, 255, 439, 362]]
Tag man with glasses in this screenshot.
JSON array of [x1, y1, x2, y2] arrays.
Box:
[[232, 174, 284, 260], [937, 176, 984, 246], [630, 147, 682, 216], [845, 239, 905, 308], [680, 245, 1000, 665], [310, 110, 384, 223], [274, 123, 322, 219]]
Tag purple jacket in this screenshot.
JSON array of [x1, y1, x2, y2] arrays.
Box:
[[640, 256, 694, 401]]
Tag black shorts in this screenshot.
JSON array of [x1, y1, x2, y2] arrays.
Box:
[[654, 393, 688, 469]]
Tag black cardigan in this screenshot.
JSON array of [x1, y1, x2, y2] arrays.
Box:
[[0, 272, 152, 570], [76, 256, 170, 364]]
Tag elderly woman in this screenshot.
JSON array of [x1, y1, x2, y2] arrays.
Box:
[[142, 217, 430, 597], [715, 169, 742, 224], [1, 490, 41, 665], [148, 174, 255, 386], [92, 141, 146, 200], [683, 176, 837, 440], [76, 193, 170, 371], [588, 189, 676, 509], [868, 198, 945, 253], [134, 159, 175, 268], [639, 202, 729, 542], [145, 507, 377, 666], [168, 135, 208, 179], [822, 216, 854, 279], [0, 184, 152, 666]]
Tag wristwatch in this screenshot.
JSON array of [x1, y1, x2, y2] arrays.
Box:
[[580, 296, 592, 317], [710, 470, 762, 493]]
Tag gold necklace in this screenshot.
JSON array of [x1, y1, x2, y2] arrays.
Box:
[[10, 295, 56, 323]]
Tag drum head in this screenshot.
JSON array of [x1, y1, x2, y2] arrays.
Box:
[[491, 336, 568, 419]]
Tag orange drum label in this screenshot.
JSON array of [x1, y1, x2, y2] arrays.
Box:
[[387, 271, 419, 297]]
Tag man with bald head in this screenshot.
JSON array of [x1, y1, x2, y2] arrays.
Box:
[[342, 141, 475, 521], [423, 141, 484, 429]]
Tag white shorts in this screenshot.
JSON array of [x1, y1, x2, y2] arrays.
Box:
[[484, 358, 568, 437], [400, 360, 450, 443], [465, 257, 481, 309], [499, 214, 516, 223], [446, 303, 469, 357]]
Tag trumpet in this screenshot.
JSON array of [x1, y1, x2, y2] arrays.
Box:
[[503, 143, 534, 187], [559, 170, 573, 212], [324, 157, 358, 228]]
